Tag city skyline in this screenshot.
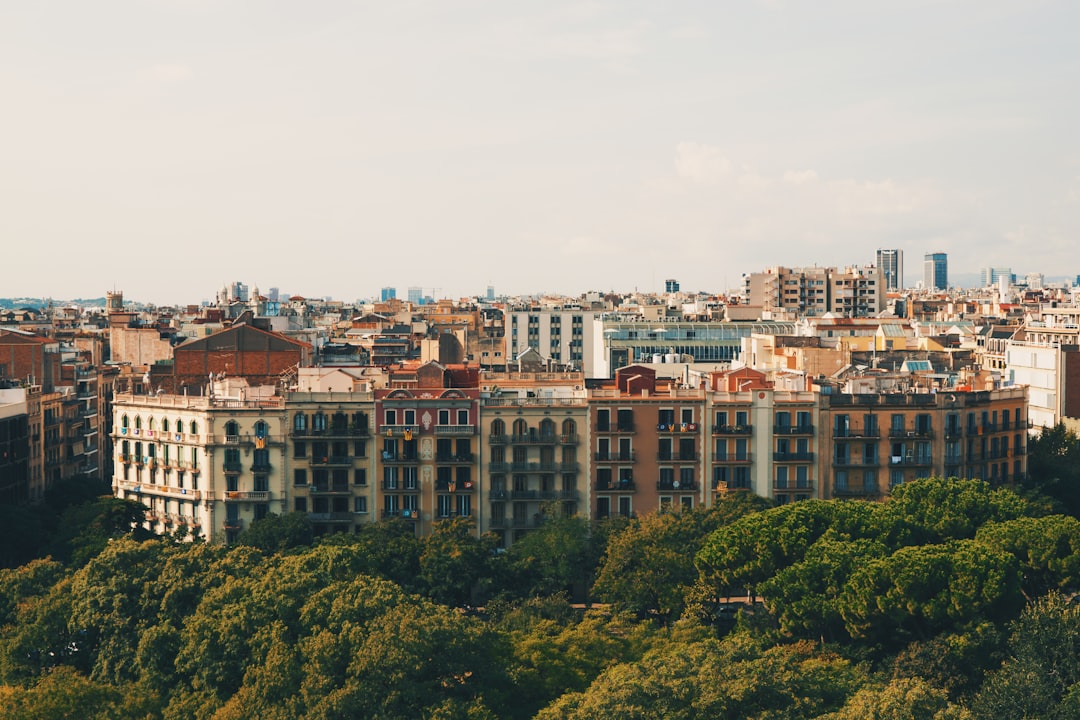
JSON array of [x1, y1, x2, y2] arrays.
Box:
[[4, 1, 1078, 304]]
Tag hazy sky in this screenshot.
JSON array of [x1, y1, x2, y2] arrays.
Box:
[[3, 1, 1078, 304]]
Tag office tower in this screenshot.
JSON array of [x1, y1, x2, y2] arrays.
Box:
[[980, 267, 1012, 287], [229, 282, 249, 302], [923, 253, 947, 291], [268, 287, 280, 302], [665, 278, 680, 293], [407, 286, 423, 305], [381, 286, 397, 302], [876, 249, 903, 291], [486, 285, 495, 301]]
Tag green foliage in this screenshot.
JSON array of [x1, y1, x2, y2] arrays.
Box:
[[419, 517, 498, 606], [820, 676, 971, 720], [594, 495, 769, 621], [880, 477, 1033, 547], [1024, 422, 1080, 516], [535, 630, 864, 720], [971, 592, 1080, 719], [317, 519, 423, 591], [975, 515, 1080, 597], [507, 510, 595, 599], [235, 512, 313, 553]]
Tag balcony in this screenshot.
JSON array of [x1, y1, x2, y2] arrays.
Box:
[[223, 518, 244, 531], [773, 482, 814, 493], [595, 480, 636, 492], [223, 460, 243, 473], [488, 516, 508, 529], [657, 480, 698, 492], [773, 425, 815, 435], [381, 481, 419, 492], [488, 461, 510, 473], [510, 433, 559, 445], [293, 425, 370, 439], [489, 434, 510, 445], [224, 491, 271, 502], [888, 429, 932, 439], [311, 456, 353, 466], [558, 462, 580, 473], [559, 434, 580, 445], [656, 452, 699, 462], [435, 480, 476, 492], [773, 451, 815, 462], [250, 460, 272, 472], [435, 453, 475, 463], [308, 512, 356, 523], [559, 489, 579, 500], [656, 422, 700, 433], [597, 423, 636, 434], [833, 428, 880, 439], [380, 425, 420, 438], [890, 455, 933, 466], [489, 488, 508, 500], [381, 509, 420, 520], [593, 452, 636, 462], [309, 484, 352, 496], [435, 425, 476, 435], [712, 424, 753, 435], [381, 454, 420, 465], [832, 456, 880, 468], [713, 453, 752, 464], [832, 485, 879, 497]]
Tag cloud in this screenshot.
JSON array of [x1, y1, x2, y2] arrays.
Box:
[[783, 169, 818, 185], [141, 64, 192, 83], [674, 142, 731, 182]]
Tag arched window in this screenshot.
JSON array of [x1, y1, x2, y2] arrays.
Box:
[[490, 418, 506, 437], [135, 416, 142, 430], [512, 419, 528, 437], [562, 418, 577, 436], [225, 420, 240, 438], [121, 414, 129, 429], [332, 412, 348, 432], [539, 418, 555, 437], [313, 412, 327, 432], [148, 417, 155, 431], [190, 421, 199, 435], [254, 421, 269, 437], [162, 418, 170, 433], [294, 413, 307, 432]]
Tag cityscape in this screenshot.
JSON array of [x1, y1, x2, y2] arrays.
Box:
[[5, 0, 1080, 717], [2, 250, 1074, 546]]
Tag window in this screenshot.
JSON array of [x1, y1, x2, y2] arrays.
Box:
[[354, 497, 367, 514], [596, 409, 610, 432], [385, 409, 397, 426], [618, 496, 632, 518], [383, 467, 399, 489], [354, 468, 367, 486], [658, 409, 675, 427], [294, 413, 307, 432], [294, 497, 307, 512], [404, 410, 415, 425], [457, 409, 469, 425], [439, 409, 450, 425], [681, 408, 694, 424], [190, 421, 198, 435], [313, 413, 327, 432], [294, 469, 307, 486], [254, 475, 268, 492], [775, 466, 789, 489], [226, 476, 238, 492], [680, 467, 695, 488], [294, 441, 307, 458], [438, 495, 453, 518], [254, 504, 269, 521], [224, 420, 239, 438]]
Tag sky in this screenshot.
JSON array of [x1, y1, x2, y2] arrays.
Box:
[[2, 0, 1078, 304]]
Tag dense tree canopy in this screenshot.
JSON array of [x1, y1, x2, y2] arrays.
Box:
[[0, 476, 1076, 718]]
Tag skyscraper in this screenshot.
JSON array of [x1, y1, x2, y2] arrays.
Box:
[[876, 249, 904, 291], [924, 253, 947, 291], [381, 286, 397, 301], [407, 286, 423, 305], [665, 278, 680, 293]]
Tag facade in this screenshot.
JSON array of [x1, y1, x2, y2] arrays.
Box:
[[0, 393, 30, 504], [381, 287, 397, 302], [286, 393, 374, 536], [745, 265, 884, 318], [112, 390, 289, 543], [924, 252, 948, 291], [818, 386, 1028, 497], [504, 309, 592, 372], [876, 249, 904, 291], [980, 267, 1014, 287], [373, 363, 480, 536], [589, 366, 707, 519], [479, 369, 589, 546]]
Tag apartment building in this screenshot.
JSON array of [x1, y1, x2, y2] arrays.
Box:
[[373, 362, 480, 536], [504, 308, 592, 372], [818, 386, 1029, 497], [286, 393, 374, 536], [478, 364, 589, 546], [745, 265, 885, 319], [112, 387, 289, 543], [589, 366, 707, 519], [0, 391, 29, 504]]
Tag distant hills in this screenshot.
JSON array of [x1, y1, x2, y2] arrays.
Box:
[[0, 297, 107, 310]]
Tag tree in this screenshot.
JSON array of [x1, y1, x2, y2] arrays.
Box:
[[971, 592, 1080, 720], [820, 677, 971, 720], [1024, 423, 1080, 517], [974, 515, 1080, 598], [317, 519, 423, 591], [419, 517, 497, 606], [593, 496, 768, 621], [507, 509, 595, 599], [236, 512, 313, 553]]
